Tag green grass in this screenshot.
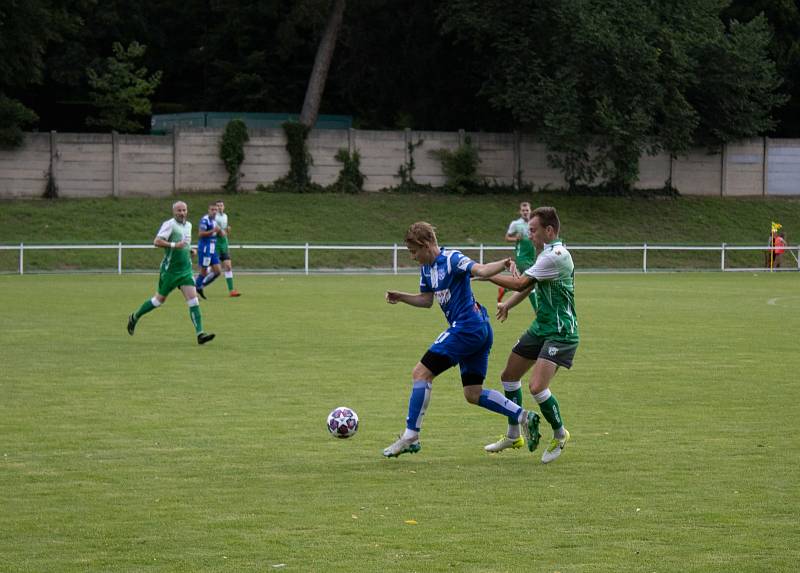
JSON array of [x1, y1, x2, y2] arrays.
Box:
[[2, 191, 800, 272], [2, 192, 800, 244], [1, 273, 798, 572]]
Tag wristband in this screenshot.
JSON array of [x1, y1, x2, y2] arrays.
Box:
[[170, 242, 176, 248]]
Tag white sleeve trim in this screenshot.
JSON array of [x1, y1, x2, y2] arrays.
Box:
[[526, 254, 559, 281], [156, 220, 173, 241]]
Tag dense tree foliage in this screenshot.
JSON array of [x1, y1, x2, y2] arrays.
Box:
[[724, 0, 800, 136], [0, 0, 795, 186], [0, 0, 83, 144], [86, 41, 161, 132], [439, 0, 786, 187]]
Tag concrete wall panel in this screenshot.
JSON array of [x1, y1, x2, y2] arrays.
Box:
[[4, 130, 800, 197]]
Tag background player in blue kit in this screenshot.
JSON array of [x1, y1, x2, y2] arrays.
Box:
[[383, 221, 541, 458], [194, 202, 223, 299]]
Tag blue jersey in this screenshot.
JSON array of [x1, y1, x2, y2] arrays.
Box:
[[197, 214, 217, 253], [419, 249, 488, 330]]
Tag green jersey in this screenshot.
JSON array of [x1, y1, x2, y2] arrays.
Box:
[[523, 239, 578, 343], [155, 218, 192, 275], [215, 212, 229, 249], [507, 217, 536, 269]]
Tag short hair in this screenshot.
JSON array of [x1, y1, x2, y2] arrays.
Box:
[[215, 199, 224, 204], [532, 206, 560, 234], [520, 201, 530, 208], [209, 201, 218, 207], [172, 201, 186, 211], [405, 222, 438, 248]]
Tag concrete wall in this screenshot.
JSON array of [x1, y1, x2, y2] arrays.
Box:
[[55, 133, 113, 198], [0, 133, 51, 198], [117, 134, 174, 197], [767, 138, 800, 196], [638, 153, 671, 190], [519, 135, 566, 189], [724, 138, 765, 197], [673, 149, 723, 196], [355, 130, 407, 191], [1, 128, 797, 198]]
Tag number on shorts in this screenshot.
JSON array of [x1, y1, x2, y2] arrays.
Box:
[[434, 331, 450, 344]]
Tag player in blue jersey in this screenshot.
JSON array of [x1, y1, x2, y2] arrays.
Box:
[[194, 202, 224, 299], [382, 221, 541, 458]]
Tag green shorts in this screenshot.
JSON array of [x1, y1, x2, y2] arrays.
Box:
[[157, 268, 195, 297], [512, 331, 578, 368], [217, 238, 230, 261]]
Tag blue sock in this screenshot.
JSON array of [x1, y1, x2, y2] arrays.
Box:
[[195, 274, 204, 289], [405, 380, 432, 431], [478, 389, 523, 419]]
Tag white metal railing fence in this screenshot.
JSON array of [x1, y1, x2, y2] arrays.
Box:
[[0, 243, 798, 275]]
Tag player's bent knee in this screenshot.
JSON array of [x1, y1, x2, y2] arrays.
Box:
[[411, 362, 434, 382], [529, 377, 552, 395], [462, 384, 483, 404], [419, 350, 453, 378]]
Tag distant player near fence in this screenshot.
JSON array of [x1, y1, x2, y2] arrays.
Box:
[[194, 202, 222, 299], [214, 199, 241, 297], [499, 201, 538, 308]]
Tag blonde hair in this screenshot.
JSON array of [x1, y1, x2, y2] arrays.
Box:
[[405, 222, 438, 248]]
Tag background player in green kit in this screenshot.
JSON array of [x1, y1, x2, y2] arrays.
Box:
[[494, 201, 539, 428], [498, 201, 537, 305], [127, 201, 215, 345], [485, 206, 577, 464], [214, 199, 241, 297]]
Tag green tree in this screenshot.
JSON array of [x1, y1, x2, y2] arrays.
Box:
[[0, 0, 78, 145], [299, 0, 346, 127], [86, 41, 162, 132], [723, 0, 800, 136], [440, 0, 786, 189], [429, 136, 482, 194], [219, 119, 249, 193], [0, 95, 39, 148]]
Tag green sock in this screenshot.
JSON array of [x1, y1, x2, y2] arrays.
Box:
[[539, 394, 564, 431], [226, 277, 234, 291], [189, 305, 203, 334], [133, 299, 157, 321], [504, 387, 523, 425]]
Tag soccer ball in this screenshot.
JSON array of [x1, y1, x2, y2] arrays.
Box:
[[327, 406, 359, 439]]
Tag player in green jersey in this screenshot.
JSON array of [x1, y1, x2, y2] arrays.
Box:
[[498, 201, 537, 305], [127, 201, 215, 345], [215, 199, 241, 297], [485, 206, 577, 463], [494, 201, 539, 425]]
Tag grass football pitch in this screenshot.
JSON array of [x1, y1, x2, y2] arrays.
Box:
[[1, 272, 798, 572]]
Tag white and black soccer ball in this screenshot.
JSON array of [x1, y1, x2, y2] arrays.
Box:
[[327, 406, 359, 439]]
